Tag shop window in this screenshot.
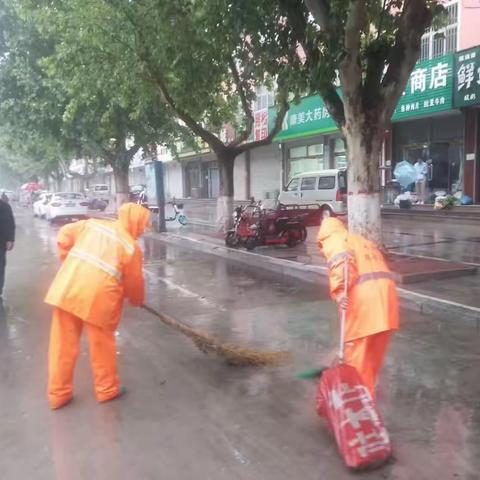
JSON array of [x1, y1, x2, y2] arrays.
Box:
[[308, 144, 324, 156], [301, 177, 317, 190], [286, 177, 299, 191], [333, 138, 347, 168], [318, 176, 335, 190], [289, 146, 307, 158], [288, 143, 325, 179], [188, 167, 201, 188]]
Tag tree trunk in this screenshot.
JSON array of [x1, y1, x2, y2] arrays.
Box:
[[112, 162, 129, 209], [216, 150, 235, 231], [343, 120, 384, 246]]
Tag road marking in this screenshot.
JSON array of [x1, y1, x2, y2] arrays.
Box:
[[398, 287, 480, 314], [143, 268, 227, 312]]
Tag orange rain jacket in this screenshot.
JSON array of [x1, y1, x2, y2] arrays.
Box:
[[317, 218, 399, 342], [45, 203, 150, 330]]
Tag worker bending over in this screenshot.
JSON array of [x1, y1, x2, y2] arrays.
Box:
[[45, 203, 150, 409], [317, 217, 399, 398]]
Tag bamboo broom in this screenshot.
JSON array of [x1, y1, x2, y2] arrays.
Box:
[[143, 305, 292, 367]]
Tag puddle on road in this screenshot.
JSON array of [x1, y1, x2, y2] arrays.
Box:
[[143, 238, 338, 370]]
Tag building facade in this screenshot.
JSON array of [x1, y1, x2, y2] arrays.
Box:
[[57, 2, 478, 205]]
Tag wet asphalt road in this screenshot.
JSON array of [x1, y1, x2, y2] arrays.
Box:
[[1, 210, 480, 480]]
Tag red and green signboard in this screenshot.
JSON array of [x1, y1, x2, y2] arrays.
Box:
[[453, 47, 480, 107], [269, 53, 455, 141]]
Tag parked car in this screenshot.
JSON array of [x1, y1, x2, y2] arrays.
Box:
[[278, 168, 347, 217], [33, 192, 53, 218], [46, 192, 89, 222], [87, 184, 110, 202]]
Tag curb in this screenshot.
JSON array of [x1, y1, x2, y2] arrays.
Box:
[[151, 232, 480, 325]]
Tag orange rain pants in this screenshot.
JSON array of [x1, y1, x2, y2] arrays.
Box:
[[344, 331, 391, 399], [48, 308, 120, 409]]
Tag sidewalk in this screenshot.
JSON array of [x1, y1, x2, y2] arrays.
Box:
[[153, 221, 480, 323], [180, 198, 480, 265], [96, 203, 480, 319]]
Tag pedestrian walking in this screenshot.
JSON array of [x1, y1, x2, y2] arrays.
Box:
[[45, 203, 150, 409], [317, 217, 399, 398], [0, 196, 15, 300]]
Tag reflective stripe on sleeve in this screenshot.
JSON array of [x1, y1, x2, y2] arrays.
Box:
[[327, 252, 353, 268]]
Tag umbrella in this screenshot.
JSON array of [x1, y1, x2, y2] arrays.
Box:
[[21, 182, 43, 192], [393, 161, 417, 189]]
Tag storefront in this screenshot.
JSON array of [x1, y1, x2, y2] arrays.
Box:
[[391, 53, 464, 194], [267, 52, 468, 200], [179, 144, 220, 199], [454, 46, 480, 202], [267, 96, 347, 185]]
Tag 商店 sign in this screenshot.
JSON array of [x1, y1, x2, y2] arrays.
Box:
[[392, 54, 454, 120], [454, 47, 480, 107], [269, 53, 455, 141]]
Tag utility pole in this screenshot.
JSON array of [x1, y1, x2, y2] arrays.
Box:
[[154, 160, 166, 233]]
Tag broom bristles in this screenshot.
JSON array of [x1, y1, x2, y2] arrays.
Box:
[[143, 305, 291, 366]]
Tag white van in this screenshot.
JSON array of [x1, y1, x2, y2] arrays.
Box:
[[278, 168, 347, 216], [88, 184, 110, 202]]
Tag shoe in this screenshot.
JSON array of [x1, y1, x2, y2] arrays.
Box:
[[99, 384, 127, 404], [50, 396, 73, 410]]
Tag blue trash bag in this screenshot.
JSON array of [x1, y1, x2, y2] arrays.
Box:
[[461, 195, 473, 205]]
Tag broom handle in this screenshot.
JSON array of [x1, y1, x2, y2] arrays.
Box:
[[142, 304, 213, 340], [338, 258, 348, 362]]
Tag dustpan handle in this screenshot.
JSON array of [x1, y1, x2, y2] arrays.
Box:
[[338, 258, 348, 362]]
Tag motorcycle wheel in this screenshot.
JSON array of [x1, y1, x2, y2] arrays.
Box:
[[287, 233, 297, 248], [225, 231, 239, 248], [245, 237, 257, 251], [300, 225, 307, 242]]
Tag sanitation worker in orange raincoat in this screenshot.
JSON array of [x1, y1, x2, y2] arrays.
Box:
[[45, 203, 150, 409], [317, 217, 399, 398]]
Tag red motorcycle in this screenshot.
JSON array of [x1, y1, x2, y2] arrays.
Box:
[[225, 201, 307, 250]]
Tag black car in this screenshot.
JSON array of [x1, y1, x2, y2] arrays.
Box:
[[85, 197, 107, 211]]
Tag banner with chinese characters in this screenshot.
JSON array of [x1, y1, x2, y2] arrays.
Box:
[[392, 54, 454, 120], [269, 53, 455, 141], [268, 94, 338, 142], [254, 109, 269, 141], [454, 47, 480, 107]]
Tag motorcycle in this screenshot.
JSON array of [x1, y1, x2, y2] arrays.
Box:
[[225, 201, 307, 250]]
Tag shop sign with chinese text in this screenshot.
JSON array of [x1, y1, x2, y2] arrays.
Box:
[[392, 54, 454, 120], [268, 94, 338, 142], [268, 54, 455, 141], [454, 47, 480, 107]]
